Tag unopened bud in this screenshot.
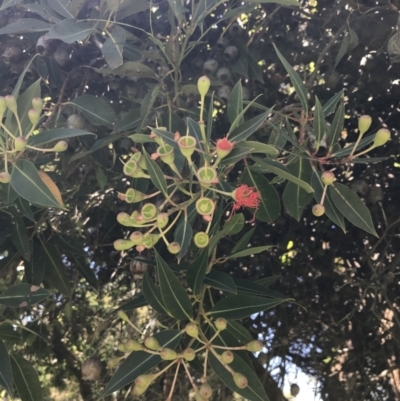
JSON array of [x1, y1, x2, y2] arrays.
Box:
[[233, 372, 248, 389], [178, 135, 196, 159], [124, 340, 142, 352], [167, 242, 181, 255], [156, 213, 169, 229], [113, 239, 134, 251], [53, 141, 68, 152], [14, 136, 26, 151], [32, 97, 43, 112], [107, 356, 124, 369], [157, 144, 175, 165], [182, 348, 196, 361], [117, 212, 132, 226], [373, 128, 390, 147], [215, 317, 227, 331], [28, 109, 40, 126], [129, 231, 143, 245], [312, 204, 325, 217], [0, 171, 11, 184], [199, 383, 212, 399], [195, 392, 208, 401], [358, 115, 372, 136], [160, 348, 178, 360], [245, 340, 263, 352], [5, 95, 17, 113], [321, 171, 335, 185], [117, 310, 130, 322], [133, 374, 156, 395], [221, 351, 234, 364], [144, 337, 161, 351], [198, 75, 211, 97], [185, 323, 199, 338], [142, 233, 160, 249]]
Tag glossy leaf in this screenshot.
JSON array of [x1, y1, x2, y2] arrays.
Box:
[[209, 294, 290, 319], [53, 233, 86, 257], [100, 330, 182, 398], [143, 150, 168, 196], [25, 245, 46, 285], [42, 243, 72, 297], [226, 245, 274, 260], [226, 320, 253, 344], [151, 128, 178, 149], [242, 167, 280, 223], [228, 110, 269, 143], [203, 271, 237, 294], [10, 354, 43, 401], [187, 117, 205, 153], [257, 275, 280, 287], [102, 26, 125, 69], [231, 227, 256, 254], [15, 198, 35, 223], [323, 90, 343, 116], [209, 351, 270, 401], [328, 98, 345, 150], [28, 128, 95, 146], [0, 284, 51, 308], [143, 271, 170, 315], [0, 339, 13, 397], [248, 0, 298, 4], [117, 294, 148, 312], [174, 216, 193, 260], [313, 96, 325, 148], [329, 183, 378, 236], [206, 92, 214, 141], [139, 84, 160, 131], [334, 34, 349, 69], [231, 50, 249, 77], [282, 157, 313, 221], [187, 248, 208, 297], [10, 212, 30, 261], [228, 80, 244, 128], [311, 171, 346, 232], [70, 95, 116, 128], [233, 278, 284, 298], [72, 256, 98, 290], [94, 61, 157, 79], [331, 134, 375, 158], [47, 0, 74, 18], [251, 157, 313, 193], [209, 214, 245, 254], [0, 18, 51, 34], [219, 147, 252, 165], [117, 109, 141, 131], [273, 44, 308, 113], [47, 19, 96, 43], [155, 250, 192, 320], [237, 141, 279, 156]]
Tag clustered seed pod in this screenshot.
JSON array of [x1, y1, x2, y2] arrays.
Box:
[[224, 46, 239, 62], [199, 383, 212, 399], [233, 372, 248, 389], [246, 340, 264, 352], [221, 350, 234, 364], [217, 67, 231, 83], [182, 348, 196, 361], [1, 44, 22, 65], [321, 171, 335, 185], [144, 337, 161, 351], [203, 59, 219, 75], [217, 85, 232, 101], [185, 323, 199, 338], [312, 204, 325, 217]]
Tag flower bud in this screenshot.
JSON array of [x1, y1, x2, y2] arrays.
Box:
[[185, 323, 199, 338], [117, 212, 132, 226], [215, 317, 227, 331], [117, 310, 130, 322], [194, 232, 209, 248], [178, 135, 196, 159], [199, 383, 212, 399], [131, 211, 146, 225], [373, 128, 390, 147], [160, 348, 178, 360], [245, 340, 263, 352], [5, 95, 17, 113], [195, 392, 208, 401], [197, 166, 218, 188], [124, 188, 146, 204], [216, 136, 234, 160], [358, 115, 372, 136], [221, 351, 234, 364], [321, 171, 335, 186], [107, 357, 124, 369], [0, 171, 11, 184], [312, 204, 325, 217], [32, 97, 43, 112], [135, 374, 155, 389], [157, 144, 175, 165], [114, 239, 135, 251], [144, 337, 161, 351], [233, 372, 248, 389], [28, 109, 40, 126], [198, 75, 211, 97], [141, 203, 158, 220], [196, 197, 215, 216], [156, 213, 169, 229], [0, 96, 6, 117], [129, 231, 143, 245], [124, 340, 143, 352], [167, 242, 181, 255], [14, 136, 26, 151], [53, 141, 68, 152], [182, 348, 196, 361], [136, 244, 145, 253]]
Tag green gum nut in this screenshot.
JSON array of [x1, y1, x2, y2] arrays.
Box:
[[160, 348, 178, 360], [199, 383, 212, 399], [144, 337, 161, 351], [0, 172, 11, 184], [358, 115, 372, 136], [178, 136, 196, 159], [131, 152, 147, 170], [114, 239, 134, 251], [194, 232, 209, 248], [131, 211, 146, 225], [197, 75, 211, 97], [182, 348, 196, 361], [157, 144, 175, 165], [197, 166, 218, 188], [141, 203, 158, 220], [221, 351, 234, 364], [245, 340, 264, 352], [373, 128, 390, 147], [124, 340, 142, 352], [53, 141, 68, 152], [321, 171, 335, 185], [196, 197, 215, 216], [117, 212, 133, 226], [129, 231, 143, 245], [124, 188, 145, 203], [156, 213, 169, 229], [215, 317, 227, 331], [14, 136, 26, 151], [0, 96, 6, 117], [123, 159, 146, 178], [167, 242, 181, 255], [107, 357, 124, 369], [32, 97, 43, 112], [233, 372, 248, 389], [117, 310, 129, 322], [185, 323, 199, 338], [28, 109, 40, 126], [142, 233, 160, 249], [5, 95, 17, 113]]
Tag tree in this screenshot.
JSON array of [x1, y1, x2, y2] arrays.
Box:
[[0, 0, 398, 400]]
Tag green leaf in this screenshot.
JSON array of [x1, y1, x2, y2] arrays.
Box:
[[206, 92, 214, 142], [219, 147, 253, 165], [228, 80, 244, 128], [11, 160, 62, 208], [27, 128, 95, 146], [102, 26, 125, 69], [209, 294, 289, 319], [10, 354, 43, 401], [72, 256, 98, 290], [329, 183, 378, 236], [139, 84, 160, 131], [69, 0, 86, 17], [209, 351, 270, 401], [10, 212, 30, 261], [233, 278, 284, 298], [248, 0, 298, 5], [25, 245, 46, 285], [96, 167, 107, 191], [117, 109, 141, 131], [257, 275, 280, 287], [273, 44, 308, 113], [52, 233, 86, 257], [0, 18, 51, 34], [334, 34, 349, 69], [209, 214, 245, 255], [70, 95, 116, 128], [187, 248, 208, 297], [228, 110, 269, 143], [143, 272, 170, 315], [310, 171, 346, 232], [226, 246, 274, 260], [0, 284, 51, 308], [231, 50, 249, 77], [151, 128, 179, 149], [328, 98, 345, 151], [117, 294, 147, 312], [248, 53, 264, 83], [192, 0, 217, 23], [15, 198, 35, 223], [251, 157, 314, 193], [155, 250, 193, 320], [100, 330, 182, 398], [203, 271, 237, 293], [227, 320, 253, 344], [142, 150, 168, 196], [331, 134, 375, 158], [236, 141, 279, 156], [282, 157, 313, 221], [187, 117, 205, 154], [313, 96, 325, 148], [0, 0, 22, 11], [94, 61, 157, 80], [42, 243, 72, 297], [322, 90, 343, 116], [0, 339, 13, 397], [231, 227, 256, 254], [47, 19, 97, 44], [47, 0, 74, 18], [242, 167, 280, 223], [174, 216, 193, 260]]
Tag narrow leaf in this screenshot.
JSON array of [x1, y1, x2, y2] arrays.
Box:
[[47, 19, 96, 43], [142, 150, 168, 196], [226, 246, 274, 260], [328, 98, 345, 150], [72, 256, 98, 290], [231, 227, 256, 254], [10, 212, 30, 261], [0, 339, 13, 397], [0, 18, 51, 34], [187, 248, 208, 297], [313, 96, 325, 148], [143, 272, 170, 315], [27, 128, 94, 146], [174, 216, 193, 260], [322, 90, 343, 116], [228, 110, 269, 143], [203, 271, 237, 294], [102, 26, 125, 69], [228, 80, 244, 128], [0, 284, 51, 308]]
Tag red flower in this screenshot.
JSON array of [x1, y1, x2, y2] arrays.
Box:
[[232, 185, 261, 212], [216, 137, 234, 151]]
